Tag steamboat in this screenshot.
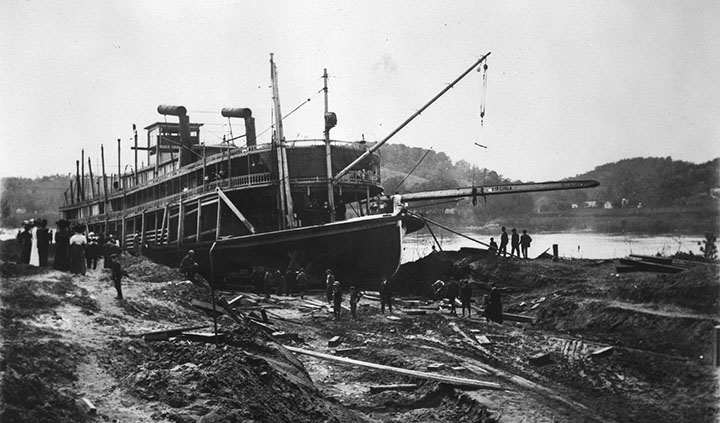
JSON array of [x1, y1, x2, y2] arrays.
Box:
[[59, 53, 598, 287]]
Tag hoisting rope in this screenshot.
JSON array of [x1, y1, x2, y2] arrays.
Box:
[[391, 147, 433, 193], [478, 61, 489, 126]]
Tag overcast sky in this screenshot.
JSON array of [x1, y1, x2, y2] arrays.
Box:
[[1, 0, 718, 183]]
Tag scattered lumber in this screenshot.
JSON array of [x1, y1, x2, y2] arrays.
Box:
[[284, 345, 502, 390], [328, 336, 343, 347], [369, 384, 418, 394], [77, 397, 96, 415], [136, 325, 211, 341], [181, 331, 224, 343], [503, 313, 534, 324], [386, 315, 402, 321], [617, 258, 685, 274], [334, 347, 364, 355], [475, 335, 492, 345], [271, 331, 301, 342], [588, 346, 614, 359], [191, 300, 223, 316], [403, 309, 427, 315], [427, 363, 445, 371]]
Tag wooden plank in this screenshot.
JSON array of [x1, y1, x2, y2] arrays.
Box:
[[504, 313, 534, 324], [182, 331, 224, 343], [284, 345, 502, 390], [136, 325, 211, 341], [328, 336, 343, 347], [618, 258, 685, 274], [403, 309, 427, 315], [78, 397, 97, 415], [334, 347, 364, 355], [588, 346, 614, 359], [369, 384, 418, 394]]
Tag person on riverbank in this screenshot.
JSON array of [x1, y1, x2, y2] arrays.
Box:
[[179, 250, 198, 280], [29, 219, 40, 267], [68, 225, 87, 275], [446, 278, 459, 315], [53, 220, 71, 271], [102, 235, 120, 269], [482, 284, 504, 324], [520, 230, 533, 259], [488, 237, 498, 255], [510, 228, 520, 258], [498, 227, 508, 257], [17, 222, 32, 265], [86, 233, 100, 270], [296, 268, 307, 299], [109, 253, 128, 300], [380, 275, 393, 313], [35, 219, 51, 267], [332, 281, 343, 320], [460, 280, 473, 317], [349, 286, 363, 320], [325, 269, 335, 304]]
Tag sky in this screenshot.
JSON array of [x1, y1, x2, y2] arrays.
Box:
[[1, 0, 719, 183]]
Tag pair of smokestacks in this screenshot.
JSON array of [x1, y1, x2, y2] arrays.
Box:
[[157, 105, 256, 167]]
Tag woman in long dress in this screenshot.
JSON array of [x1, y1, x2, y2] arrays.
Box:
[[68, 226, 87, 275], [29, 221, 40, 266]]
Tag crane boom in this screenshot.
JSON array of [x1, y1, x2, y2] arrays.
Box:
[[396, 179, 599, 203]]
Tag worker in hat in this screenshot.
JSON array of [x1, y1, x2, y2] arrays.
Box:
[[109, 253, 128, 300], [332, 280, 343, 320], [179, 250, 198, 280]]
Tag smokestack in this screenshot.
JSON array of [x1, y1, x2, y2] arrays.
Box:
[[221, 107, 256, 146], [158, 105, 193, 166]]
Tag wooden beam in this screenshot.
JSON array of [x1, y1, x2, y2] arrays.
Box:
[[369, 384, 418, 394], [284, 345, 502, 390], [216, 187, 256, 234]]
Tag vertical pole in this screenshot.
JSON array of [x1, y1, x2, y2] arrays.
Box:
[[117, 138, 121, 190], [553, 244, 559, 262], [215, 195, 222, 241], [81, 149, 85, 200], [88, 157, 96, 198], [713, 325, 720, 367], [75, 160, 81, 202], [133, 124, 138, 185], [323, 68, 335, 222], [196, 199, 202, 242], [101, 144, 109, 208]]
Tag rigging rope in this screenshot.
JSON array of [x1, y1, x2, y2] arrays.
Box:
[[391, 148, 433, 193]]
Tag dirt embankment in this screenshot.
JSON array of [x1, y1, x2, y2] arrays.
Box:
[[0, 254, 367, 423], [2, 243, 719, 423]]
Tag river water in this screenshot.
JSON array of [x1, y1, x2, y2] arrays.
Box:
[[401, 230, 704, 263]]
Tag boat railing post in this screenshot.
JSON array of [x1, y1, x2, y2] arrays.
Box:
[[209, 241, 219, 345]]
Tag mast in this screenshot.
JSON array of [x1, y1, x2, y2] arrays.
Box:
[[270, 53, 295, 229], [101, 144, 109, 208], [323, 68, 335, 222]]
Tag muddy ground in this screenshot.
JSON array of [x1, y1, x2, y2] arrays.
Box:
[[1, 242, 718, 422]]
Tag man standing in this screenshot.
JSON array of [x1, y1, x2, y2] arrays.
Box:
[[332, 281, 343, 320], [520, 230, 533, 259], [349, 286, 362, 320], [53, 220, 71, 271], [109, 254, 127, 300], [510, 228, 520, 258], [488, 237, 498, 255], [296, 268, 307, 299], [460, 280, 473, 318], [179, 250, 198, 280], [325, 269, 335, 304], [380, 275, 393, 313], [133, 230, 142, 257], [446, 278, 459, 315], [498, 227, 508, 257]]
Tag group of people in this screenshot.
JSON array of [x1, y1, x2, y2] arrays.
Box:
[[325, 268, 368, 320], [488, 226, 533, 259], [16, 219, 52, 267], [16, 219, 127, 299], [246, 264, 309, 300], [433, 277, 504, 323]]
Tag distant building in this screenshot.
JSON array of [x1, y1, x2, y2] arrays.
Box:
[[603, 201, 613, 209]]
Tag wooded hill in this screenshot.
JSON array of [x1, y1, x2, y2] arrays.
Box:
[[1, 149, 718, 231]]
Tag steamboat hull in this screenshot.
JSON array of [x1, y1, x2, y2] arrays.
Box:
[[144, 212, 423, 289]]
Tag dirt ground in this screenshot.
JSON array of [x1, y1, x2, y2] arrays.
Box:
[[1, 243, 719, 422]]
